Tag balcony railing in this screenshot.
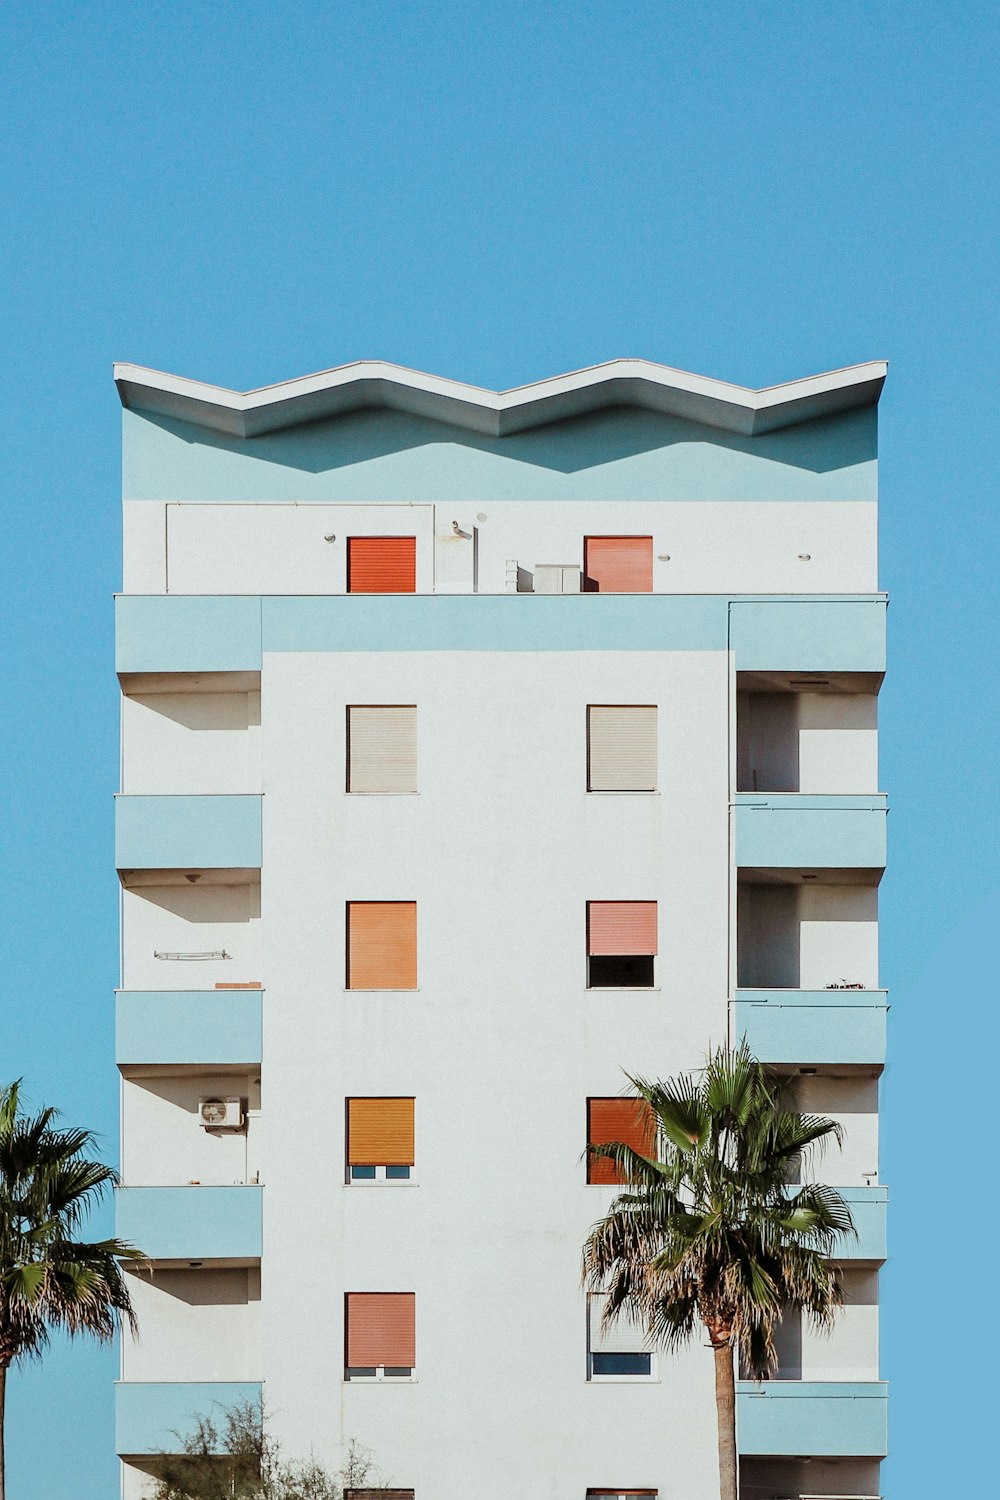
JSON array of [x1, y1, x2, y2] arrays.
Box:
[[733, 989, 888, 1068], [116, 1381, 262, 1456], [116, 1186, 263, 1263], [737, 1381, 888, 1457], [115, 794, 262, 874], [116, 989, 262, 1068], [735, 794, 887, 872]]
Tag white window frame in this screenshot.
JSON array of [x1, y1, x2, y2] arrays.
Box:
[[347, 1164, 417, 1186], [345, 1364, 417, 1383]]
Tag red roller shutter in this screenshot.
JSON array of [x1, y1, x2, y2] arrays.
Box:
[[346, 1293, 416, 1367], [588, 1097, 657, 1184], [348, 537, 416, 593], [587, 901, 658, 955], [583, 537, 653, 593]]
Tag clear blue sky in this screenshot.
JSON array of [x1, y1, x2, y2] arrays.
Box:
[[1, 2, 996, 1494]]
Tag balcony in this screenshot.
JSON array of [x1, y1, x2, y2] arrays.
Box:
[[737, 1382, 888, 1457], [735, 794, 887, 876], [116, 1380, 262, 1456], [116, 795, 262, 879], [733, 990, 887, 1069], [117, 1186, 262, 1265], [116, 990, 262, 1069]]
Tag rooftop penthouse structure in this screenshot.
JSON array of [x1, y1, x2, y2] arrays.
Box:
[[113, 355, 889, 1500]]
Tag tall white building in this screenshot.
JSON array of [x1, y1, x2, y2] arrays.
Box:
[[113, 358, 889, 1500]]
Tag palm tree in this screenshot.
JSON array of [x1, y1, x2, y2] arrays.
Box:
[[582, 1042, 854, 1500], [0, 1080, 144, 1500]]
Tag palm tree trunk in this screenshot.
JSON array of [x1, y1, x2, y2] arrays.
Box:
[[713, 1339, 738, 1500], [0, 1359, 7, 1500]]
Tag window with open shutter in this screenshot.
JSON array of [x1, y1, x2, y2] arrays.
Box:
[[345, 1293, 416, 1376], [587, 706, 657, 791], [347, 1098, 415, 1181], [587, 1097, 656, 1184], [348, 537, 416, 593], [347, 903, 417, 990], [587, 901, 657, 987], [347, 706, 417, 793], [583, 537, 653, 593]]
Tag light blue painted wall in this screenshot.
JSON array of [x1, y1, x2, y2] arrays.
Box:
[[733, 989, 888, 1066], [116, 990, 262, 1066], [116, 1186, 262, 1261], [730, 597, 886, 672], [116, 595, 262, 674], [834, 1188, 888, 1262], [116, 594, 886, 671], [114, 794, 263, 870], [122, 404, 877, 504], [116, 1381, 262, 1455], [736, 1381, 888, 1457], [735, 793, 888, 870]]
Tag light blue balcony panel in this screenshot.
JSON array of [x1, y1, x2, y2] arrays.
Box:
[[116, 795, 262, 872], [117, 1186, 262, 1263], [117, 1381, 262, 1456], [734, 990, 888, 1067], [834, 1187, 888, 1262], [116, 595, 262, 674], [116, 990, 262, 1068], [735, 794, 887, 872], [737, 1381, 888, 1457], [730, 599, 886, 674]]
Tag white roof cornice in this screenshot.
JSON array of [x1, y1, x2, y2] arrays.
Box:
[[114, 357, 887, 440]]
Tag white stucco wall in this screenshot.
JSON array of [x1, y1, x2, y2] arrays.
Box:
[[122, 499, 877, 597], [121, 691, 261, 795], [123, 1269, 261, 1382]]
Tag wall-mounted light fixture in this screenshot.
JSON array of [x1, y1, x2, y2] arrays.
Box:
[[324, 534, 337, 543]]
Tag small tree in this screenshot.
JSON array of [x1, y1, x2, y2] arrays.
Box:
[[151, 1400, 384, 1500], [0, 1080, 143, 1500], [582, 1042, 854, 1500]]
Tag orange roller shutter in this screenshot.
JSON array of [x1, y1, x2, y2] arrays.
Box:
[[587, 901, 658, 955], [347, 1098, 415, 1165], [347, 902, 417, 989], [346, 1293, 416, 1367], [583, 536, 653, 593], [588, 1097, 656, 1184], [348, 537, 416, 593]]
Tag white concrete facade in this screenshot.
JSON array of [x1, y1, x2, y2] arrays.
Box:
[[115, 358, 887, 1500]]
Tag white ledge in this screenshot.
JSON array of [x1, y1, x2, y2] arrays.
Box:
[[113, 357, 887, 440]]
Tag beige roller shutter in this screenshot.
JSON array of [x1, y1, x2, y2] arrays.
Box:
[[588, 1293, 651, 1354], [347, 706, 417, 793], [588, 706, 657, 791]]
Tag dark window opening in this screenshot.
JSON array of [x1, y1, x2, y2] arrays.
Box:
[[588, 954, 654, 988], [591, 1351, 652, 1376]]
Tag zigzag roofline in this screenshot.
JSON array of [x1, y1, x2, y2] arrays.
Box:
[[114, 356, 887, 440]]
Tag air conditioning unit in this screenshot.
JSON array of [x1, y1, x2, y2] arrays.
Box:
[[533, 564, 581, 594], [198, 1097, 244, 1129]]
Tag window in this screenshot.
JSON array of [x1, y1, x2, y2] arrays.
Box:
[[347, 902, 417, 990], [347, 706, 417, 794], [348, 537, 416, 594], [346, 1493, 415, 1500], [588, 1293, 654, 1380], [587, 1492, 657, 1498], [587, 1098, 656, 1184], [583, 537, 653, 593], [345, 1293, 416, 1379], [587, 901, 657, 987], [345, 1493, 415, 1500], [347, 1098, 415, 1183], [587, 706, 657, 792]]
